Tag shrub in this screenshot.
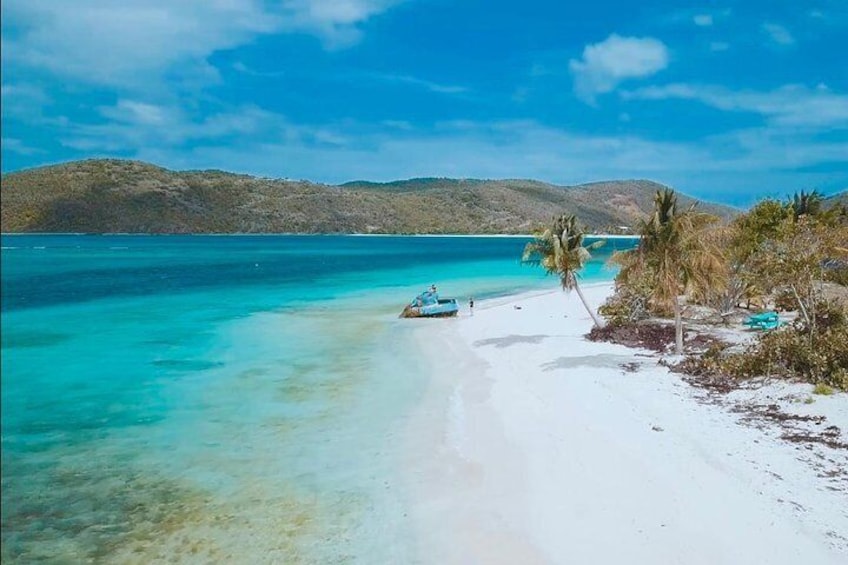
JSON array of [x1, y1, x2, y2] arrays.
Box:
[[773, 288, 796, 312], [599, 277, 654, 325], [813, 383, 835, 396], [677, 300, 848, 391], [718, 323, 847, 390], [824, 263, 848, 286]]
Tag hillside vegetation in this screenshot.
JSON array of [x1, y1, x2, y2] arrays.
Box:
[[825, 191, 848, 210], [1, 159, 740, 234]]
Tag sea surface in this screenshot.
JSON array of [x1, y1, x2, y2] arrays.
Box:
[[1, 234, 632, 563]]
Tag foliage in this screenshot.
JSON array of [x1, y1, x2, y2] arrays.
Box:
[[522, 214, 602, 290], [601, 186, 847, 387], [746, 216, 848, 332], [790, 189, 824, 219], [671, 190, 848, 389], [824, 262, 848, 286], [813, 383, 835, 396], [682, 300, 848, 391], [724, 194, 846, 315], [0, 159, 739, 234], [598, 276, 652, 325], [610, 189, 727, 353], [726, 328, 847, 390], [616, 190, 727, 310], [728, 199, 792, 264], [522, 214, 606, 328], [772, 289, 797, 312]]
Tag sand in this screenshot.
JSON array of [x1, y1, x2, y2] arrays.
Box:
[[403, 283, 848, 564]]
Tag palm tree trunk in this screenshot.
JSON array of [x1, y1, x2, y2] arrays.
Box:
[[673, 297, 684, 355], [572, 276, 605, 329]]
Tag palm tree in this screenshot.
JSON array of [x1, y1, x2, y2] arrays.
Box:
[[617, 189, 726, 354], [522, 214, 606, 328], [791, 190, 824, 218]]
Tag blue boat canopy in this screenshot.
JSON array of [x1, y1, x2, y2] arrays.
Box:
[[401, 288, 459, 318], [411, 290, 440, 307]]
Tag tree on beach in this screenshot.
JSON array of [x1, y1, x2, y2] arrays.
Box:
[[615, 189, 726, 354], [595, 188, 848, 389], [790, 190, 824, 219], [710, 199, 793, 312], [747, 215, 848, 335], [522, 214, 606, 328]]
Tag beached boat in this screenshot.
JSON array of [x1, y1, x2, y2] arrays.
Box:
[[400, 289, 459, 318]]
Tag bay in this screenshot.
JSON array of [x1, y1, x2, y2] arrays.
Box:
[[1, 234, 632, 562]]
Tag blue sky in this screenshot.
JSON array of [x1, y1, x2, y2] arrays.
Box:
[[1, 0, 846, 206]]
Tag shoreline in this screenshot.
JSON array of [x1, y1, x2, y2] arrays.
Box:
[[403, 284, 848, 563], [0, 232, 638, 239]]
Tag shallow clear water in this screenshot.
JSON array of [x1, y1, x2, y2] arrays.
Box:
[[1, 234, 630, 562]]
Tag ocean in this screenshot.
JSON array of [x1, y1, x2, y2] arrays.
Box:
[[0, 234, 631, 562]]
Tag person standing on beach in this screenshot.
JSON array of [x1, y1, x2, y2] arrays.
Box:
[[469, 297, 474, 315]]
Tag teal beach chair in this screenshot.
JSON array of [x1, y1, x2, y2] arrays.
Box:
[[743, 311, 780, 331]]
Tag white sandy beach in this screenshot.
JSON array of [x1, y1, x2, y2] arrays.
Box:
[[404, 283, 848, 564]]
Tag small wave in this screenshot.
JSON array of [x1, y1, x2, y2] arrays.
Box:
[[109, 246, 129, 250], [1, 246, 19, 250], [33, 246, 46, 250]]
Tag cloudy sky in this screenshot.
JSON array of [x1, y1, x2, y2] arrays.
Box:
[[2, 0, 846, 205]]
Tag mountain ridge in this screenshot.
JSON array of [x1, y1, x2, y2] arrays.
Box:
[[2, 158, 744, 234]]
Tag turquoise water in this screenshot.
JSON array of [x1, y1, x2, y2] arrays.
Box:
[[1, 235, 630, 562]]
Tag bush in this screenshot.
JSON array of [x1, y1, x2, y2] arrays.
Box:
[[824, 264, 848, 286], [813, 383, 835, 395], [599, 279, 653, 325], [811, 298, 848, 331], [678, 300, 848, 391], [718, 325, 847, 390], [773, 288, 797, 312]]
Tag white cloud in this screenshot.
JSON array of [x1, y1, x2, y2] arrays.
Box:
[[126, 117, 846, 206], [569, 34, 669, 103], [622, 83, 848, 128], [280, 0, 403, 48], [136, 119, 716, 185], [664, 8, 730, 28], [372, 73, 468, 94], [709, 41, 730, 52], [693, 14, 713, 27], [1, 0, 403, 89], [62, 102, 293, 151], [762, 23, 795, 46], [100, 101, 170, 126], [1, 137, 44, 156], [231, 62, 287, 78], [0, 82, 51, 119], [12, 95, 846, 203]]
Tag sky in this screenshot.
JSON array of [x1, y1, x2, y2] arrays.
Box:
[[1, 0, 846, 206]]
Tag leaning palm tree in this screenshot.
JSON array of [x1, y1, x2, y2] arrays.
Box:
[[522, 214, 606, 328], [617, 189, 727, 354]]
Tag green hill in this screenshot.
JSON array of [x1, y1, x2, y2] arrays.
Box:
[[0, 159, 738, 234]]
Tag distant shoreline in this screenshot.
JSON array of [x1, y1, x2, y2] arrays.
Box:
[[1, 232, 639, 239]]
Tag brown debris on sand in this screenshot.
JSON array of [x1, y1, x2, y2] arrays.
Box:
[[587, 322, 676, 353]]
